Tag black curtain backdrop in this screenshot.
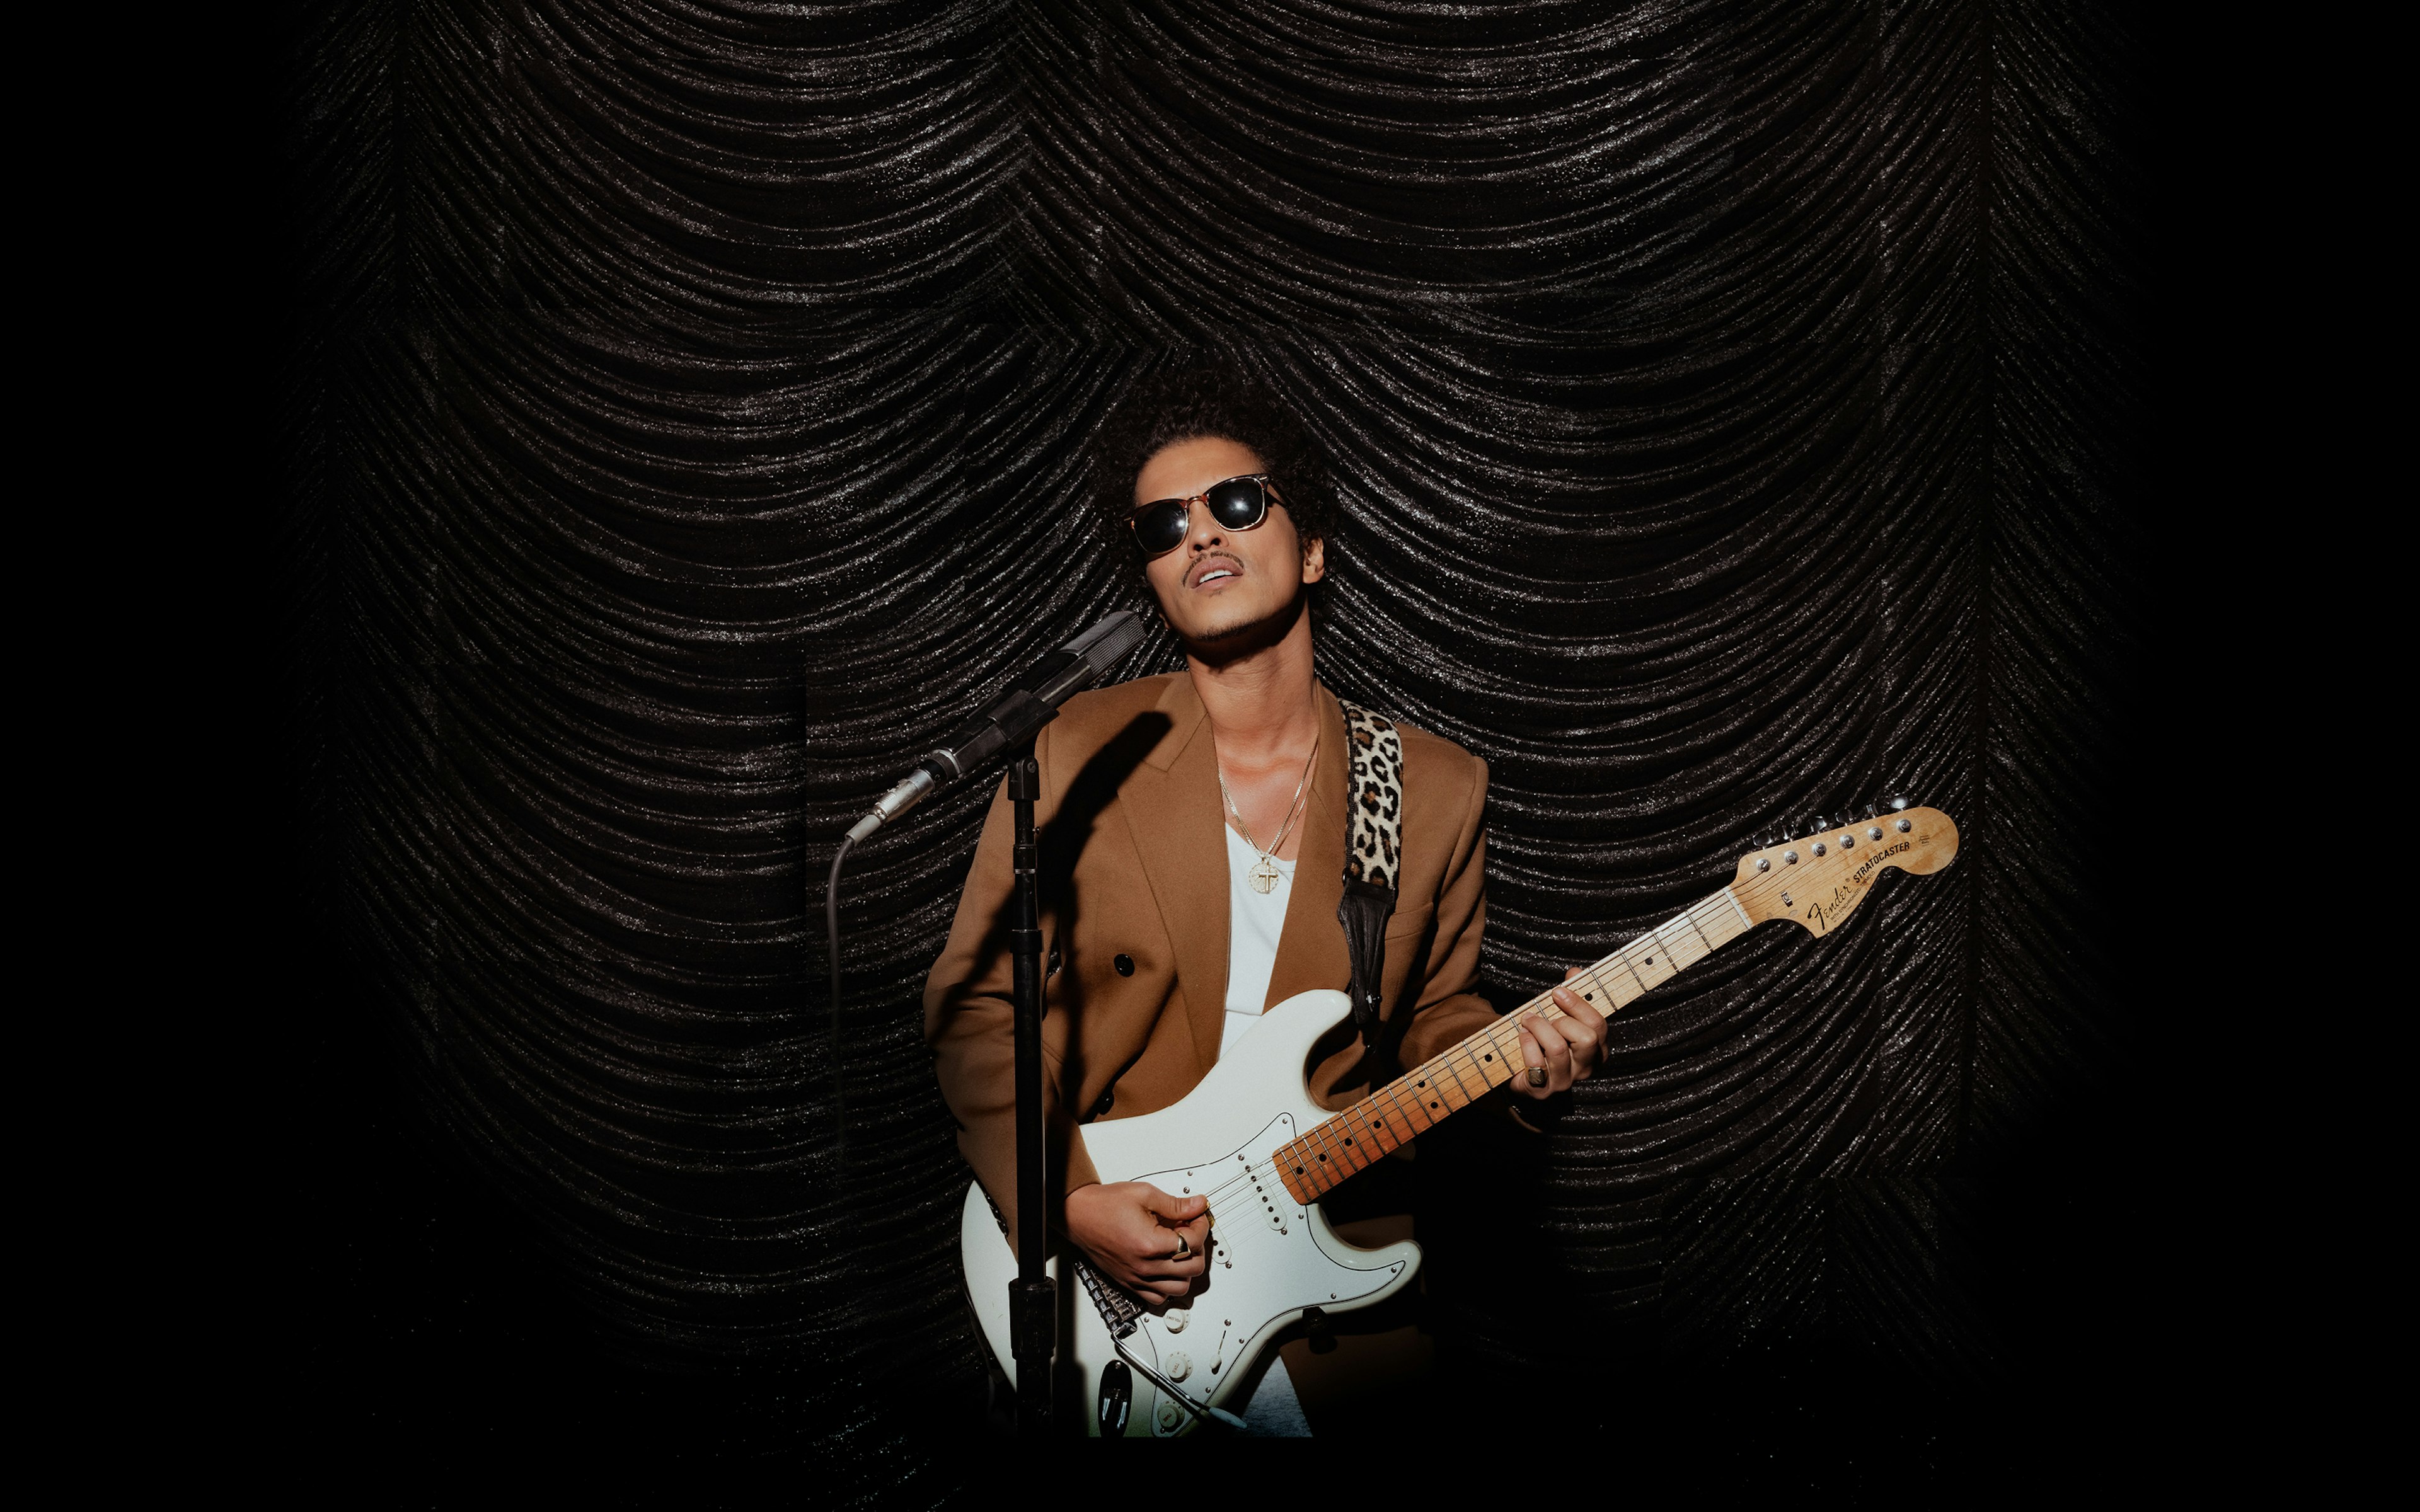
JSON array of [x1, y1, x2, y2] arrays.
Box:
[[285, 0, 2146, 1487]]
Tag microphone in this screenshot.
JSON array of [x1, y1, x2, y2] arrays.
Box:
[[846, 610, 1147, 842]]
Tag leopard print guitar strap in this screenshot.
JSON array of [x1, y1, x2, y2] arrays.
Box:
[[1337, 700, 1410, 1073]]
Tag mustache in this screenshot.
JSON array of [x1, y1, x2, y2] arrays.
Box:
[[1189, 552, 1246, 587]]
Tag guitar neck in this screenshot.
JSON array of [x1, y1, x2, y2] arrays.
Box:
[[1274, 885, 1756, 1203]]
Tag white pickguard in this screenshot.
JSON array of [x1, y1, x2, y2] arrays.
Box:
[[959, 988, 1419, 1436]]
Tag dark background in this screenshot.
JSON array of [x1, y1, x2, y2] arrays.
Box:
[[275, 0, 2160, 1493]]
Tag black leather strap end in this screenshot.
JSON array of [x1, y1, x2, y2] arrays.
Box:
[[1336, 878, 1396, 1043]]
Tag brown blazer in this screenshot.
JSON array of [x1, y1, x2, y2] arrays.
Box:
[[923, 672, 1499, 1237]]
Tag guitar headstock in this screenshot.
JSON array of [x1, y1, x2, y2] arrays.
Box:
[[1731, 800, 1959, 936]]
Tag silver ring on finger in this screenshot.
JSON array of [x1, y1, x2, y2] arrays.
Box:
[[1527, 1066, 1548, 1088], [1171, 1232, 1191, 1261]]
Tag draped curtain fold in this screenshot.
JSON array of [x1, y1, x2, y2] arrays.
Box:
[[287, 0, 2139, 1443]]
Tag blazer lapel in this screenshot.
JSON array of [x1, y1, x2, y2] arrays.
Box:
[[1115, 674, 1230, 1074], [1263, 684, 1351, 1009]]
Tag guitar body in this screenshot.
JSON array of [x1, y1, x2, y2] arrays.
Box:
[[959, 988, 1419, 1437], [957, 804, 1963, 1438]]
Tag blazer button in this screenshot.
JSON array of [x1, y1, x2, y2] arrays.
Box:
[[1114, 954, 1135, 976], [1091, 1089, 1115, 1118]]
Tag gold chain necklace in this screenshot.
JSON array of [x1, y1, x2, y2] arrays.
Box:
[[1219, 731, 1319, 895]]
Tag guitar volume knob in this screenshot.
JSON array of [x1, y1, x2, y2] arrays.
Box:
[[1164, 1351, 1192, 1382], [1163, 1307, 1188, 1334]]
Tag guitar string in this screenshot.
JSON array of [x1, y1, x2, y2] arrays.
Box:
[[1187, 1008, 1552, 1218], [1096, 836, 1935, 1314], [1195, 912, 1723, 1226], [1192, 890, 1746, 1222], [1182, 970, 1863, 1287], [1176, 834, 1924, 1230], [1214, 844, 1896, 1220]]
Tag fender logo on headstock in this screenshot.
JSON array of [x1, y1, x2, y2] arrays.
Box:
[[1732, 805, 1958, 935], [1809, 842, 1910, 928]]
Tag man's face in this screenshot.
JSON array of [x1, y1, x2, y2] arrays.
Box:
[[1134, 435, 1325, 648]]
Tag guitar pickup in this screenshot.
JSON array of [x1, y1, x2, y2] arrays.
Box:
[[1246, 1165, 1289, 1233]]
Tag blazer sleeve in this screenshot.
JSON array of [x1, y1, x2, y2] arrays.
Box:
[[920, 726, 1103, 1242]]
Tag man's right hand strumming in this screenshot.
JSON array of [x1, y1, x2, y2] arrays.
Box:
[[1064, 1181, 1211, 1302]]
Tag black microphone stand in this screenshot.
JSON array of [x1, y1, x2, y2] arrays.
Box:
[[831, 611, 1144, 1440], [1005, 740, 1056, 1437]]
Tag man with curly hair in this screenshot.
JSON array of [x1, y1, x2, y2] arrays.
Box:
[[923, 364, 1605, 1433]]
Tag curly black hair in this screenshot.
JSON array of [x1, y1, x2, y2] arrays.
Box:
[[1086, 364, 1339, 572]]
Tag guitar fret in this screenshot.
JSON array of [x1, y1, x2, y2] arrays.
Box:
[[1473, 1029, 1516, 1084], [1443, 1052, 1488, 1102], [1651, 923, 1686, 970], [1337, 1125, 1374, 1172], [1578, 965, 1622, 1013], [1682, 908, 1715, 953], [1720, 887, 1753, 932], [1366, 1105, 1398, 1149], [1616, 951, 1651, 995], [1287, 883, 1761, 1201], [1426, 1060, 1461, 1107], [1465, 1036, 1504, 1083]]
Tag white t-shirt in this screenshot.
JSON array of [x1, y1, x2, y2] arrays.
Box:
[[1217, 823, 1296, 1059], [1214, 819, 1313, 1436]]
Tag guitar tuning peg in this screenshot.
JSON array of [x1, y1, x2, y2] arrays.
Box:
[[1887, 796, 1911, 811]]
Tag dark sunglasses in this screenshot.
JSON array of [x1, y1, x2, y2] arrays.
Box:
[[1127, 474, 1282, 558]]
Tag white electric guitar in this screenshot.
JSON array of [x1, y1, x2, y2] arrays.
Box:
[[961, 804, 1960, 1435]]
